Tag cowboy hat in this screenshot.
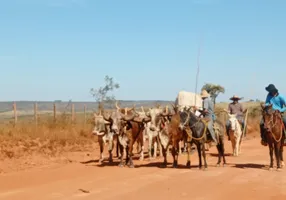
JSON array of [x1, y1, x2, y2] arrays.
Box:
[[201, 90, 210, 98], [265, 84, 278, 93], [230, 95, 242, 100]]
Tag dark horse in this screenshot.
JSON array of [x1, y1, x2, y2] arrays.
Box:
[[179, 108, 226, 169], [261, 104, 285, 170]]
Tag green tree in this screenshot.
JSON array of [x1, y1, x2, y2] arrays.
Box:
[[90, 75, 120, 111], [201, 83, 225, 105]]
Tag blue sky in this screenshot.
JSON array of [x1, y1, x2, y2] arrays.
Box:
[[0, 0, 285, 102]]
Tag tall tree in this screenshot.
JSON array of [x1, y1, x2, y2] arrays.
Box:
[[90, 75, 120, 111], [201, 83, 225, 105]]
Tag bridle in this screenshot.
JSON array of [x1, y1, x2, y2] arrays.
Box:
[[263, 110, 283, 142]]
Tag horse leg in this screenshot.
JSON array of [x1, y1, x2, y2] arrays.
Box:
[[280, 140, 285, 167], [221, 138, 226, 166], [197, 143, 202, 169], [275, 143, 282, 170], [216, 143, 221, 167], [269, 144, 274, 170], [202, 142, 208, 170]]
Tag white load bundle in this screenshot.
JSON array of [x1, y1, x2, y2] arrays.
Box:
[[175, 90, 203, 116]]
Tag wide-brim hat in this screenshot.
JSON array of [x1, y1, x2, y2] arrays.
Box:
[[201, 90, 210, 98], [230, 95, 242, 100], [265, 84, 278, 93]]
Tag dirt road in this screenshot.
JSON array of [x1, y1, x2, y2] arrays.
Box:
[[1, 137, 286, 200]]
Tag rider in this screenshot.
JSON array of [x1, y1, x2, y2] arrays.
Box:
[[226, 95, 248, 140], [260, 84, 286, 146], [198, 90, 218, 145]]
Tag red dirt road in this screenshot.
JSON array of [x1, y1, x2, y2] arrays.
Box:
[[1, 137, 286, 200]]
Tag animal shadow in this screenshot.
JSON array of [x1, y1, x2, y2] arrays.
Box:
[[209, 153, 232, 157], [232, 163, 267, 170]]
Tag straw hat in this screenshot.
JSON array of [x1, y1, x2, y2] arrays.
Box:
[[201, 90, 210, 98], [230, 95, 242, 101]]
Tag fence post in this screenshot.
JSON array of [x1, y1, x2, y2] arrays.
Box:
[[71, 104, 75, 123], [84, 104, 86, 126], [13, 102, 17, 126], [53, 103, 56, 122], [34, 102, 38, 126]]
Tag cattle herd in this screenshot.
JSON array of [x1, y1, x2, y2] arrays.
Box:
[[91, 91, 245, 169]]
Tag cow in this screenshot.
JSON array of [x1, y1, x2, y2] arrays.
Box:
[[138, 106, 164, 160], [103, 102, 146, 168], [92, 111, 116, 163], [142, 105, 175, 164]]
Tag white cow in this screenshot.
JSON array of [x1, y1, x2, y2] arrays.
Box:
[[92, 112, 116, 163], [136, 107, 163, 159]]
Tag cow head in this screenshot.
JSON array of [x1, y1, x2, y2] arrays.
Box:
[[103, 102, 137, 134], [92, 112, 111, 136], [143, 105, 172, 132]]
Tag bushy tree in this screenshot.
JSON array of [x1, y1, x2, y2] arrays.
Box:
[[90, 75, 120, 111], [202, 83, 225, 105]]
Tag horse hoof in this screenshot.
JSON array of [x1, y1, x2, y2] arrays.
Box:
[[277, 168, 282, 172], [118, 163, 124, 168], [281, 161, 285, 167], [186, 161, 191, 168], [216, 164, 220, 167], [129, 165, 135, 168], [269, 167, 274, 171]]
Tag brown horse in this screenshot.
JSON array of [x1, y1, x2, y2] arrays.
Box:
[[261, 104, 285, 170]]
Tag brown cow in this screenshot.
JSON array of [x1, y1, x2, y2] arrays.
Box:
[[103, 102, 146, 168]]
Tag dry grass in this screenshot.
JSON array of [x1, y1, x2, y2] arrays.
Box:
[[0, 112, 97, 161]]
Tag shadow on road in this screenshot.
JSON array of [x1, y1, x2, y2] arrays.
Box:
[[232, 163, 267, 170]]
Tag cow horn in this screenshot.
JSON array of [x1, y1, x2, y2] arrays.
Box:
[[115, 101, 121, 110], [120, 112, 136, 121], [141, 106, 145, 113]]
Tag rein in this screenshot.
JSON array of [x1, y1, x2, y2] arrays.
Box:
[[183, 111, 207, 142], [265, 113, 283, 143]]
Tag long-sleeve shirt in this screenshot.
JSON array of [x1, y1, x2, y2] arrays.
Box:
[[265, 93, 286, 112], [228, 103, 244, 117]]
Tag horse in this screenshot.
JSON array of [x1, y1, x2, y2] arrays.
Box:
[[261, 104, 285, 170], [224, 110, 243, 156], [179, 107, 226, 169]]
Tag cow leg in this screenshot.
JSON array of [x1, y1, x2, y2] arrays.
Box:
[[148, 135, 153, 160], [138, 133, 144, 161], [108, 136, 114, 163], [269, 144, 274, 170], [202, 142, 208, 170], [186, 142, 191, 168], [127, 145, 135, 168], [154, 139, 158, 159], [179, 141, 182, 155], [159, 138, 163, 157], [162, 144, 168, 167], [172, 141, 179, 168], [98, 136, 104, 164], [116, 136, 120, 158]]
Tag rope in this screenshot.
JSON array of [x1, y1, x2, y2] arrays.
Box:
[[187, 120, 207, 142]]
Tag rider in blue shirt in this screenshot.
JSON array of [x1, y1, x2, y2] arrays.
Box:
[[260, 84, 286, 146]]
